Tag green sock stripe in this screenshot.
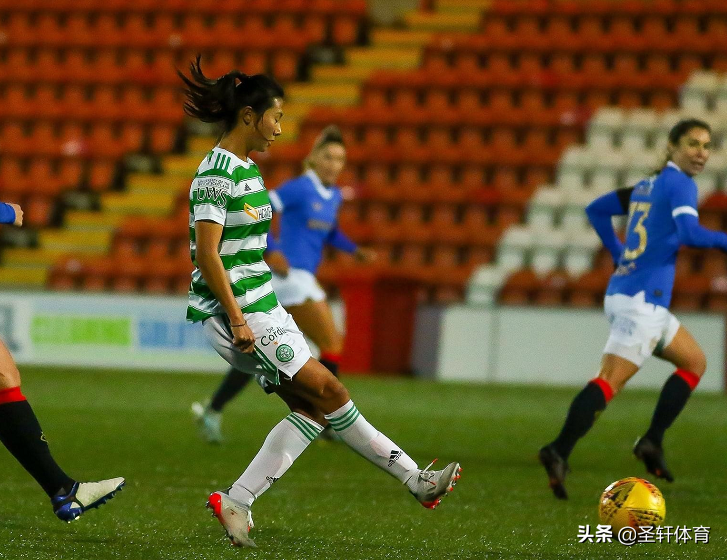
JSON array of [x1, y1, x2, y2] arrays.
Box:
[[328, 407, 357, 429], [285, 416, 314, 441], [285, 414, 319, 442], [331, 410, 360, 432], [328, 405, 358, 428]]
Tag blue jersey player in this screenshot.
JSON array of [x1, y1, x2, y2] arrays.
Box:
[[193, 126, 375, 443], [540, 119, 726, 499], [0, 202, 124, 521]]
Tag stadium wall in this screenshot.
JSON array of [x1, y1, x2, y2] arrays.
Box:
[[416, 305, 726, 393], [4, 291, 722, 393], [0, 292, 344, 373], [0, 292, 224, 372]]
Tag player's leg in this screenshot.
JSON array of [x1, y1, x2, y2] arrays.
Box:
[[551, 353, 639, 458], [287, 298, 344, 375], [290, 358, 461, 508], [209, 367, 253, 412], [287, 297, 343, 440], [540, 354, 639, 499], [0, 341, 124, 520], [540, 293, 650, 499], [635, 323, 706, 482], [227, 383, 324, 510], [0, 341, 75, 498], [192, 367, 253, 443]]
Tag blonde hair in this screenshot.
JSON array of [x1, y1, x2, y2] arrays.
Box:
[[304, 125, 345, 170]]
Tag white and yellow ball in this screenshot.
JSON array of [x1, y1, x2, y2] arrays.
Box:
[[598, 477, 666, 531]]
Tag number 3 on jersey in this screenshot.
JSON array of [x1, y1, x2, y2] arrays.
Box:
[[623, 202, 651, 260]]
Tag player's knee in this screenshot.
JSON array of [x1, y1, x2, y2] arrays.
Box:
[[318, 331, 344, 355], [0, 366, 21, 390], [687, 349, 707, 377], [319, 374, 349, 406]]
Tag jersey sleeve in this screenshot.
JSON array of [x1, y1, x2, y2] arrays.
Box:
[[668, 175, 699, 219], [268, 177, 306, 213], [585, 191, 627, 263], [326, 225, 357, 253], [0, 203, 16, 224], [190, 173, 234, 225]]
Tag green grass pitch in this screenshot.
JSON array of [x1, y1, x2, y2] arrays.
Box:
[[0, 367, 725, 559]]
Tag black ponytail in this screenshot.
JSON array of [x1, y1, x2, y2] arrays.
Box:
[[178, 55, 284, 140]]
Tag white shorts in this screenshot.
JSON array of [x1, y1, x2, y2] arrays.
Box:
[[202, 305, 312, 386], [603, 291, 680, 367], [271, 268, 326, 307]]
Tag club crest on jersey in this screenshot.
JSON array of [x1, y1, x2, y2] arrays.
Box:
[[194, 177, 231, 208]]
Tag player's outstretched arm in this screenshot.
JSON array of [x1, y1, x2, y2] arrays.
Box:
[[674, 214, 727, 251], [585, 189, 631, 263], [0, 202, 22, 227], [669, 174, 727, 251]]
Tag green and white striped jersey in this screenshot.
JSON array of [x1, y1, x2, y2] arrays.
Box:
[[186, 147, 278, 322]]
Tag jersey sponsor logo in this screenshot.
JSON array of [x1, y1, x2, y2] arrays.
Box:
[[306, 218, 334, 232], [243, 204, 272, 222], [193, 177, 231, 208], [276, 344, 295, 362], [388, 450, 402, 467], [244, 203, 259, 220], [633, 176, 655, 196]]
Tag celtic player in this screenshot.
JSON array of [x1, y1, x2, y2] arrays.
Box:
[[180, 57, 461, 548]]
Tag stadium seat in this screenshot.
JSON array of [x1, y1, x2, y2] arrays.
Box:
[[531, 228, 565, 276], [497, 226, 532, 273], [527, 186, 563, 231]]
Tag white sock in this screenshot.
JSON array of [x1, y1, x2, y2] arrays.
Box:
[[229, 412, 323, 507], [324, 400, 418, 483]]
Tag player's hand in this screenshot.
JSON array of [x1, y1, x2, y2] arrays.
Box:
[[8, 203, 23, 227], [231, 322, 255, 353], [354, 247, 377, 263], [266, 250, 290, 277]]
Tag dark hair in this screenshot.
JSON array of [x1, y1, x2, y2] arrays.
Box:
[[178, 55, 284, 140], [655, 118, 711, 172]]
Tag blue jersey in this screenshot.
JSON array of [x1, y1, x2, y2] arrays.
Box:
[[607, 163, 700, 307], [268, 170, 356, 274]]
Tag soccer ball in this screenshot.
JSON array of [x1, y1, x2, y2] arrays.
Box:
[[598, 477, 666, 531]]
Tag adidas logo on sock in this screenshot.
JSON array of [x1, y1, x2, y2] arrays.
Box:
[[266, 476, 279, 486], [388, 450, 402, 467]]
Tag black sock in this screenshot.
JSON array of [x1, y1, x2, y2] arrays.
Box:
[[551, 381, 610, 460], [320, 358, 339, 378], [644, 372, 695, 447], [0, 399, 75, 497], [209, 368, 252, 412]]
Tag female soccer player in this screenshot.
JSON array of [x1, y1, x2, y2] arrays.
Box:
[[179, 57, 460, 548], [192, 125, 375, 443], [539, 119, 725, 499], [0, 202, 124, 521]]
